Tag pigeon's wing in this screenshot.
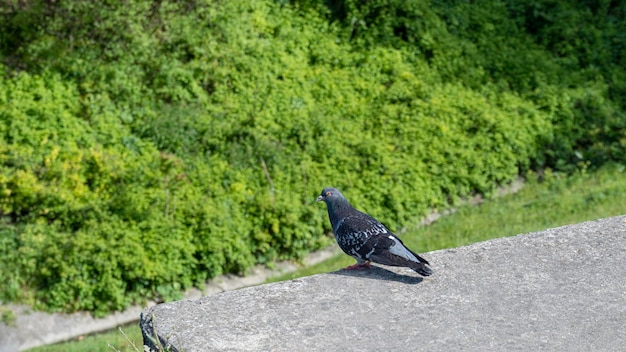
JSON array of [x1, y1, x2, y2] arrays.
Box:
[[335, 211, 433, 276], [333, 212, 391, 261]]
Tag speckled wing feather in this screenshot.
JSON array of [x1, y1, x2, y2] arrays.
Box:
[[333, 212, 390, 259]]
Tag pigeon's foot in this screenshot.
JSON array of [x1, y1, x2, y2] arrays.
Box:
[[343, 262, 371, 270]]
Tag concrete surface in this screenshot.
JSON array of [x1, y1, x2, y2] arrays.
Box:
[[141, 215, 626, 352], [0, 247, 339, 352]]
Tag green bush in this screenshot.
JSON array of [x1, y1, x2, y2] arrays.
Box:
[[0, 0, 624, 315]]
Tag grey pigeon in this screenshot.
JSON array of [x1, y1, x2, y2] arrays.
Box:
[[316, 187, 432, 276]]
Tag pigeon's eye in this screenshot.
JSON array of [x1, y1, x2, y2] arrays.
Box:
[[326, 191, 331, 196]]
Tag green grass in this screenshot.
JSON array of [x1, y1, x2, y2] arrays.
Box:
[[27, 164, 626, 351]]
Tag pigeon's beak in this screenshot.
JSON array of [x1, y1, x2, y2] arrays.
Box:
[[316, 195, 323, 202]]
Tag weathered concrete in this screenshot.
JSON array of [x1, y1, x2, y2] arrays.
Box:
[[141, 215, 626, 352]]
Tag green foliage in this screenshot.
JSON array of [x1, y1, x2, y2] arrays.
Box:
[[0, 305, 16, 327], [0, 0, 624, 315], [294, 0, 626, 168]]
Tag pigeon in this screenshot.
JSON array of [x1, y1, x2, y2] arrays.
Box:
[[316, 187, 432, 276]]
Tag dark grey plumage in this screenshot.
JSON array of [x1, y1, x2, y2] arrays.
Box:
[[316, 187, 432, 276]]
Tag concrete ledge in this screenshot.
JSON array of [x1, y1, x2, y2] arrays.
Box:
[[141, 215, 626, 352]]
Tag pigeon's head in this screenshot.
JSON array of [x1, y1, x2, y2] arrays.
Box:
[[316, 187, 345, 204]]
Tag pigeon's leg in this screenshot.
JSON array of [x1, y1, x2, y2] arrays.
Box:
[[343, 261, 371, 270]]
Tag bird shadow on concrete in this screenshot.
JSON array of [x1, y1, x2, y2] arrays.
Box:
[[329, 265, 424, 285]]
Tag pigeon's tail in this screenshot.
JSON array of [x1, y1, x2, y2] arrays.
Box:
[[411, 262, 433, 276]]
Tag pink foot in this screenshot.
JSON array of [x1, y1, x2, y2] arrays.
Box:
[[343, 262, 371, 270]]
